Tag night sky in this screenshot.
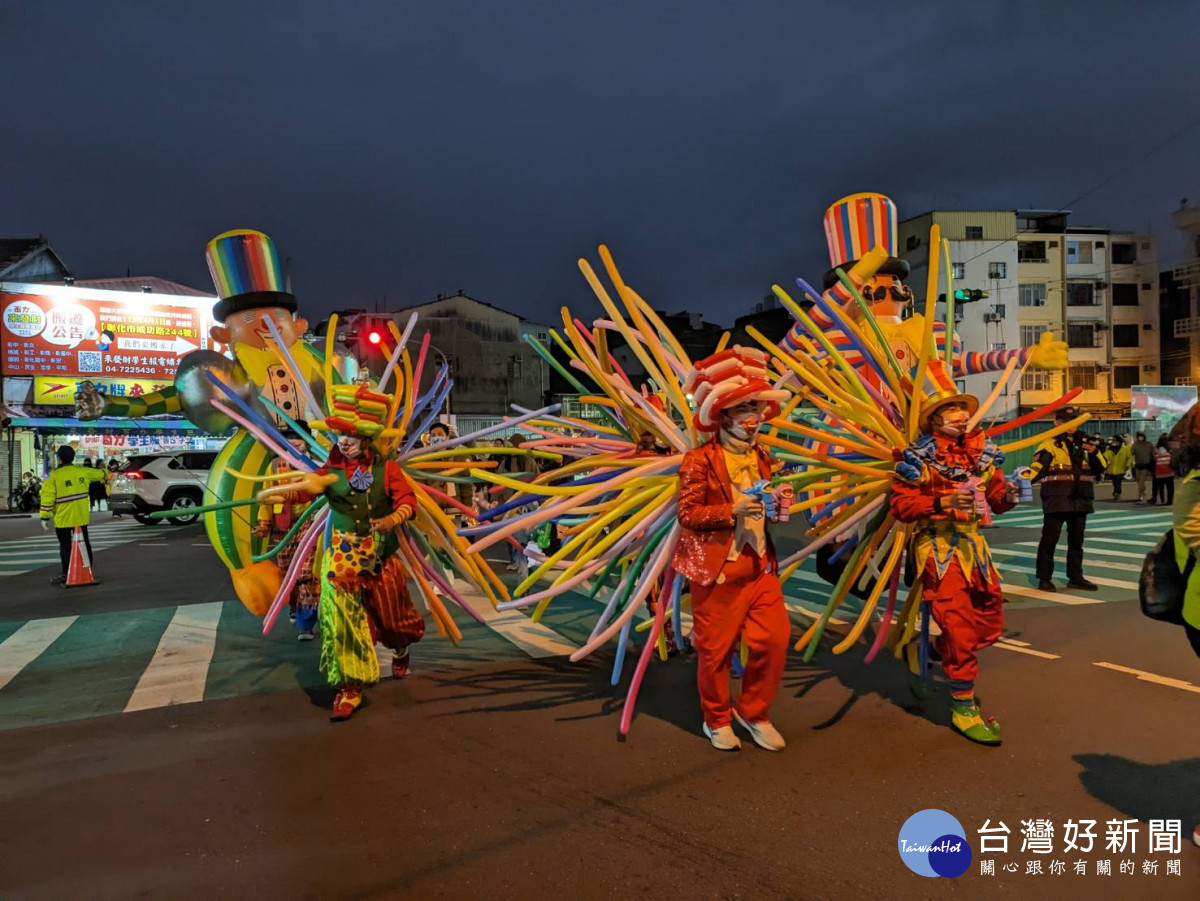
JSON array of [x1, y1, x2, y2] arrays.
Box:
[[4, 1, 1198, 327]]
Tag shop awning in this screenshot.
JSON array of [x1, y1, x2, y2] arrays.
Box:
[[6, 416, 206, 433]]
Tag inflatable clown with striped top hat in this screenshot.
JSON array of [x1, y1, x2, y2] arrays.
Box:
[[781, 192, 1067, 383]]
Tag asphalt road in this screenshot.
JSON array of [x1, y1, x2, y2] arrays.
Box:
[[0, 502, 1197, 899]]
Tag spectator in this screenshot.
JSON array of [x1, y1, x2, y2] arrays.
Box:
[[1131, 431, 1154, 503], [1104, 435, 1132, 500], [39, 445, 107, 585], [106, 458, 123, 518], [1153, 434, 1176, 506]]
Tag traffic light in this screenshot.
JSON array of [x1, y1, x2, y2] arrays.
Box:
[[366, 329, 383, 346], [938, 289, 989, 304]]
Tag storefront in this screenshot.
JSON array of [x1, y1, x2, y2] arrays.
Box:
[[1, 279, 219, 508]]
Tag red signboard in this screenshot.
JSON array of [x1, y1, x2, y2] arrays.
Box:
[[1, 284, 212, 380]]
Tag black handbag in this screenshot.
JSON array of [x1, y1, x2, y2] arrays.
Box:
[[1138, 529, 1193, 624]]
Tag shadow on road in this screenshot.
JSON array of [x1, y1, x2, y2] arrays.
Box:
[[1074, 753, 1200, 825], [417, 653, 705, 737]]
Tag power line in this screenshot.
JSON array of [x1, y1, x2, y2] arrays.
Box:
[[948, 113, 1200, 268]]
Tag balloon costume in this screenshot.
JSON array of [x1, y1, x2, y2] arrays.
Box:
[[888, 362, 1015, 744]]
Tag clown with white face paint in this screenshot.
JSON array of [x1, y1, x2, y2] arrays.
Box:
[[674, 347, 793, 752], [889, 361, 1018, 746]]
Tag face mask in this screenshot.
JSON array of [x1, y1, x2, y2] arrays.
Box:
[[934, 410, 969, 437]]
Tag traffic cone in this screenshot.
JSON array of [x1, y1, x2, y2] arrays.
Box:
[[65, 526, 99, 588]]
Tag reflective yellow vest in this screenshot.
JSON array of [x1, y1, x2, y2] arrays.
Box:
[[39, 465, 107, 528]]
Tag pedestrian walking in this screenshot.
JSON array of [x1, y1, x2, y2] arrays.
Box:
[[1131, 431, 1154, 503], [39, 445, 108, 585], [1153, 434, 1176, 506], [1029, 407, 1107, 592], [1103, 435, 1132, 500]]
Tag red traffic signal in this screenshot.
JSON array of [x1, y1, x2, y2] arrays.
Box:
[[367, 330, 382, 345]]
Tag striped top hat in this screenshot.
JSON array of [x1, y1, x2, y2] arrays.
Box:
[[205, 229, 297, 323], [821, 192, 911, 290], [919, 359, 978, 432], [684, 346, 790, 433]]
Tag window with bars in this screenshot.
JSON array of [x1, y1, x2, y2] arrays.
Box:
[[1067, 323, 1096, 348], [1112, 242, 1138, 264], [1022, 371, 1052, 391], [1176, 376, 1197, 386], [1066, 282, 1096, 306], [951, 262, 965, 280], [1019, 325, 1044, 347], [1019, 283, 1047, 307], [1018, 241, 1047, 262], [965, 226, 983, 240], [1069, 364, 1098, 391], [988, 261, 1007, 279]]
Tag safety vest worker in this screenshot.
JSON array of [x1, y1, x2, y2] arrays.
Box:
[[40, 446, 107, 529]]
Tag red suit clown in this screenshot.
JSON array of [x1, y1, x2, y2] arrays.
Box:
[[889, 362, 1017, 745], [674, 347, 793, 752]]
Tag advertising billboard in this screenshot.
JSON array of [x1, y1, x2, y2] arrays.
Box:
[[1130, 384, 1199, 432], [1, 282, 212, 383]]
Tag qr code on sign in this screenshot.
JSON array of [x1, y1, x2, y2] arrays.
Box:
[[77, 351, 103, 373]]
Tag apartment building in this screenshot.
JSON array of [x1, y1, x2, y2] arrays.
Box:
[[898, 211, 1021, 419], [1162, 202, 1200, 386], [902, 209, 1160, 418]]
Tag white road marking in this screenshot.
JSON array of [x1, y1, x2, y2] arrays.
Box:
[[1013, 541, 1147, 560], [991, 547, 1142, 573], [461, 585, 576, 658], [1093, 662, 1200, 695], [0, 617, 78, 690], [995, 641, 1060, 660], [124, 602, 223, 712], [1000, 583, 1105, 605]]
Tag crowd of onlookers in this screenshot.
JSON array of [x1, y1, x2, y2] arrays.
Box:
[[1101, 431, 1185, 504]]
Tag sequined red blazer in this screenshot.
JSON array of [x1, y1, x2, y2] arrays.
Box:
[[673, 438, 777, 587]]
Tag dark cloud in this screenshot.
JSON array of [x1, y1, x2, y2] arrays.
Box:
[[2, 0, 1197, 325]]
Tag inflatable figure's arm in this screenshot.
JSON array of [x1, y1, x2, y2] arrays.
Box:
[[950, 330, 1067, 376], [75, 380, 182, 420]]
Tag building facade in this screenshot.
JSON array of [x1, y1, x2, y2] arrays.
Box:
[[1162, 203, 1200, 386], [899, 211, 1022, 419], [901, 209, 1160, 418], [320, 293, 549, 419]]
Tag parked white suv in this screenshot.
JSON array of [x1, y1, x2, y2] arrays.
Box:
[[109, 451, 217, 525]]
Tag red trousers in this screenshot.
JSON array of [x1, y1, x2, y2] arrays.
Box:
[[923, 559, 1003, 692], [690, 551, 791, 728], [365, 554, 426, 650]]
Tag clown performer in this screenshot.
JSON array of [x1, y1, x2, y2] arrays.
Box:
[[263, 385, 425, 721], [76, 230, 327, 614], [674, 347, 793, 752], [780, 193, 1067, 384], [253, 423, 319, 640], [888, 362, 1017, 746]]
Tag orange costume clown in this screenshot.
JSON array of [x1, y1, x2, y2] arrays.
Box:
[[888, 362, 1017, 745], [673, 347, 793, 752]]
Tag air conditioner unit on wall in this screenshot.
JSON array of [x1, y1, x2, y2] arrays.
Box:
[[1143, 323, 1155, 331], [1143, 364, 1158, 371], [1094, 322, 1109, 331]]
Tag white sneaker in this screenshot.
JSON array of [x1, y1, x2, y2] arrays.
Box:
[[702, 722, 741, 751], [733, 711, 786, 751]]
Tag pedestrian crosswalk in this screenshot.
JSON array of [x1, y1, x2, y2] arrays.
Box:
[[0, 520, 184, 577], [986, 505, 1171, 607]]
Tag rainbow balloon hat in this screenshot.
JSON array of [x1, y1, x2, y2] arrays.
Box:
[[821, 192, 910, 290], [311, 384, 402, 439], [205, 229, 297, 323]]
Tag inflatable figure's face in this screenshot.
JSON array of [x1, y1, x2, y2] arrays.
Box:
[[857, 274, 913, 319], [210, 307, 310, 350]]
